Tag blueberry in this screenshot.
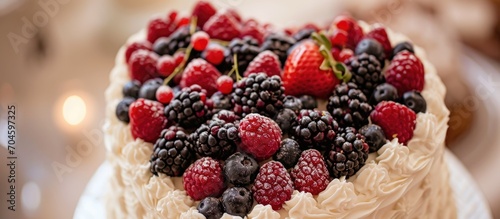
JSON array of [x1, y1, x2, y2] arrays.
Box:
[[139, 78, 163, 100], [273, 138, 301, 169], [392, 42, 414, 58], [371, 83, 398, 105], [123, 80, 141, 98], [355, 38, 385, 66], [197, 197, 224, 219], [283, 95, 303, 113], [221, 187, 253, 217], [223, 152, 259, 186], [299, 95, 317, 109], [359, 124, 387, 153], [152, 37, 171, 56], [401, 91, 426, 113], [115, 97, 135, 123], [274, 109, 297, 134]]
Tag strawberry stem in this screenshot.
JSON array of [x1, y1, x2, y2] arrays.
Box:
[[312, 32, 352, 83]]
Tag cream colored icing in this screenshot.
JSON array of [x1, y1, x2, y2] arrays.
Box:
[[103, 24, 456, 218]]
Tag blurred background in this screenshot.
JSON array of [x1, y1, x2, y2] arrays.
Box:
[[0, 0, 499, 218]]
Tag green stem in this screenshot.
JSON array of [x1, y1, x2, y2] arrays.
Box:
[[163, 45, 193, 86]]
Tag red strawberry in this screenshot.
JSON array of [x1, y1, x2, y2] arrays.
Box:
[[291, 149, 330, 195], [191, 0, 217, 28], [385, 51, 424, 95], [146, 11, 178, 43], [370, 101, 416, 144], [365, 27, 392, 58], [128, 50, 159, 83], [129, 98, 167, 143], [243, 51, 281, 77], [241, 19, 265, 44], [124, 41, 152, 64], [183, 157, 225, 201], [180, 58, 221, 96], [282, 41, 341, 99], [203, 11, 241, 41]]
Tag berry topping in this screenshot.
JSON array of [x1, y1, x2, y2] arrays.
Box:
[[251, 161, 293, 210], [291, 149, 330, 195], [146, 12, 178, 43], [208, 92, 233, 114], [139, 78, 163, 100], [153, 26, 200, 58], [155, 85, 174, 104], [401, 91, 427, 113], [371, 83, 398, 105], [273, 138, 302, 169], [239, 114, 282, 161], [385, 51, 425, 95], [191, 0, 217, 28], [283, 95, 303, 114], [221, 187, 253, 217], [150, 126, 193, 176], [180, 58, 222, 96], [359, 124, 387, 153], [164, 85, 208, 129], [202, 43, 225, 65], [232, 73, 285, 118], [241, 19, 265, 44], [332, 15, 364, 49], [198, 197, 224, 219], [260, 33, 296, 67], [392, 41, 414, 58], [191, 31, 210, 51], [122, 80, 141, 99], [325, 127, 369, 178], [183, 157, 225, 201], [216, 75, 234, 95], [355, 38, 385, 67], [224, 152, 259, 186], [224, 37, 261, 73], [273, 108, 298, 134], [299, 95, 317, 109], [203, 11, 241, 41], [125, 41, 152, 63], [129, 98, 167, 143], [243, 50, 282, 77], [293, 28, 315, 42], [191, 119, 239, 159], [345, 53, 383, 96], [128, 50, 159, 83], [157, 55, 177, 77], [370, 101, 416, 144], [326, 83, 372, 128], [115, 97, 135, 123], [291, 110, 339, 150], [364, 26, 392, 59], [212, 109, 240, 123]]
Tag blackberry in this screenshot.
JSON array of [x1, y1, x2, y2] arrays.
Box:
[[359, 124, 386, 153], [273, 138, 302, 169], [293, 28, 315, 42], [223, 36, 260, 73], [153, 26, 201, 61], [283, 95, 303, 113], [223, 152, 259, 186], [274, 108, 297, 134], [208, 91, 232, 114], [232, 73, 285, 118], [355, 38, 385, 67], [212, 109, 240, 123], [190, 119, 239, 159], [221, 187, 253, 217], [401, 91, 426, 113], [327, 83, 372, 129], [345, 53, 384, 96], [260, 33, 296, 67], [115, 97, 135, 123], [392, 41, 414, 58], [123, 80, 141, 99], [197, 197, 224, 219], [138, 78, 163, 100], [324, 127, 369, 179], [299, 95, 317, 109], [371, 83, 398, 105], [150, 126, 194, 176], [291, 110, 339, 150], [164, 85, 208, 129]]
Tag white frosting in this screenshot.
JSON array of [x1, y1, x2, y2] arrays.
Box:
[[103, 25, 456, 218]]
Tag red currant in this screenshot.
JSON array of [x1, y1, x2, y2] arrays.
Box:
[[330, 29, 348, 47], [191, 31, 210, 51], [156, 85, 174, 104], [157, 55, 176, 77], [173, 51, 185, 66], [216, 75, 234, 95], [202, 44, 225, 65]]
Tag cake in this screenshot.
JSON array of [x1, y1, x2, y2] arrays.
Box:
[[103, 1, 457, 218]]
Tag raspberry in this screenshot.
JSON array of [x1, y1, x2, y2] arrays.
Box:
[[385, 51, 425, 96], [291, 110, 338, 150], [203, 11, 241, 41], [125, 41, 152, 63], [216, 75, 234, 95], [239, 114, 281, 161], [191, 31, 210, 51], [129, 98, 167, 143], [183, 157, 226, 201], [190, 119, 239, 159], [325, 127, 369, 178], [180, 58, 222, 96], [241, 19, 265, 44], [365, 26, 392, 59], [146, 12, 178, 43], [370, 101, 416, 144], [330, 29, 348, 47], [226, 8, 242, 23], [251, 161, 293, 210], [128, 50, 159, 83], [164, 85, 209, 129], [150, 126, 193, 176], [155, 85, 174, 104], [243, 51, 282, 77], [223, 152, 259, 186], [291, 149, 330, 195], [260, 33, 296, 67], [202, 43, 225, 65], [156, 55, 177, 77], [191, 0, 217, 28]]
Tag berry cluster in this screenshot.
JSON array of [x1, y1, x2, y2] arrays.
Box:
[[114, 1, 430, 217]]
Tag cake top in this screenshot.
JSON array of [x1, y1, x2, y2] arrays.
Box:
[[113, 1, 429, 218]]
